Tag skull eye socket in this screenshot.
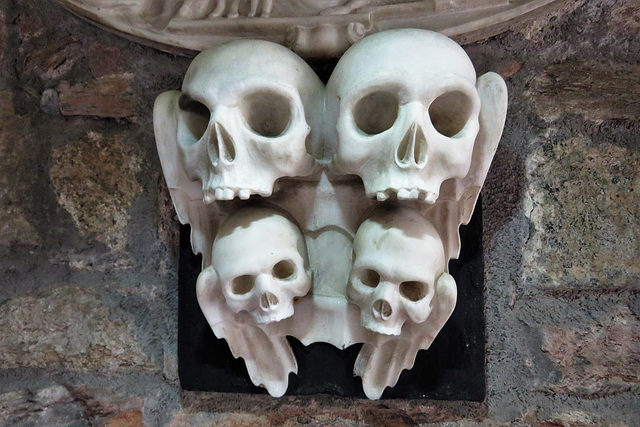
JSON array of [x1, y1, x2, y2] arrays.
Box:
[[240, 90, 292, 137], [230, 275, 254, 295], [272, 260, 296, 280], [353, 91, 399, 135], [358, 268, 381, 288], [428, 91, 473, 138], [399, 281, 427, 302], [178, 94, 210, 142]]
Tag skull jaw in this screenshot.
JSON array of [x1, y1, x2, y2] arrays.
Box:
[[201, 171, 275, 201], [197, 156, 318, 202], [360, 313, 404, 336], [357, 170, 451, 203], [250, 302, 295, 325]]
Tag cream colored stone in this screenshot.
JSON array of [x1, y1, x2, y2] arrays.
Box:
[[49, 131, 142, 253], [541, 306, 640, 396], [524, 137, 640, 288], [0, 284, 155, 371]]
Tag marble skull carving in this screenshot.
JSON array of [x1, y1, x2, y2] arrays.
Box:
[[201, 207, 312, 324], [326, 30, 481, 203], [154, 29, 507, 399], [175, 40, 323, 202], [348, 207, 444, 336]]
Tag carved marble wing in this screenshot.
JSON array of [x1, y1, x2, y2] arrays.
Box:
[[433, 72, 508, 262], [196, 266, 297, 397], [219, 321, 297, 398], [153, 90, 218, 266], [354, 271, 457, 399]]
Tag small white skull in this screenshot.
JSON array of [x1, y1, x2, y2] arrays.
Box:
[[176, 40, 323, 202], [326, 29, 481, 203], [347, 207, 446, 335], [210, 207, 312, 324]]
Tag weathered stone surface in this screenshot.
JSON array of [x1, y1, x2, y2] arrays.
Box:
[[104, 409, 143, 427], [0, 385, 145, 427], [171, 412, 271, 427], [15, 6, 47, 46], [49, 130, 142, 254], [0, 386, 86, 427], [40, 87, 60, 114], [0, 284, 154, 371], [157, 176, 180, 259], [88, 43, 125, 78], [541, 306, 640, 397], [524, 137, 640, 289], [22, 37, 82, 82], [0, 91, 39, 246], [516, 0, 586, 42], [494, 60, 522, 80], [526, 60, 640, 122], [0, 11, 7, 65], [57, 74, 137, 118], [520, 408, 612, 426], [609, 0, 640, 34], [180, 391, 486, 425], [68, 386, 144, 426]]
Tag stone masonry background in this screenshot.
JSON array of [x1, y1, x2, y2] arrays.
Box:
[[0, 0, 638, 425]]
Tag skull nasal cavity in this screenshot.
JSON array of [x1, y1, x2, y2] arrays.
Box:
[[212, 123, 236, 163], [241, 91, 291, 137], [373, 299, 393, 320], [260, 292, 279, 310], [353, 91, 399, 135], [429, 91, 473, 137], [396, 123, 427, 167]]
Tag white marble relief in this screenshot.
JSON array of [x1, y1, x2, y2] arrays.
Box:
[[154, 29, 508, 399], [57, 0, 564, 57]]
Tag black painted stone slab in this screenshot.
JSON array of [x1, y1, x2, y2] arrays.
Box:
[[178, 202, 485, 401]]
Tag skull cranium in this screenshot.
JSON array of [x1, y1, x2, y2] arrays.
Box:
[[207, 207, 312, 324], [326, 29, 481, 203], [347, 207, 446, 335], [176, 40, 323, 202]]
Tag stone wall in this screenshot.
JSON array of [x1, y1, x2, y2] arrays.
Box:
[[0, 0, 638, 425]]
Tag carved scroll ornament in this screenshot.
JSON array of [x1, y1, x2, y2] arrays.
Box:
[[154, 29, 508, 399]]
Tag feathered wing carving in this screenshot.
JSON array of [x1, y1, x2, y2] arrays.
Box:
[[355, 72, 506, 399], [355, 272, 458, 399], [434, 71, 508, 262], [196, 267, 297, 397], [156, 91, 297, 396], [224, 326, 296, 397], [154, 90, 220, 266]]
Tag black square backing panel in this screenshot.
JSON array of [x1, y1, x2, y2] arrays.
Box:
[[178, 201, 485, 400]]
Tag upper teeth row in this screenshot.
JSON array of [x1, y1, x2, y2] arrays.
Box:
[[375, 188, 438, 203], [202, 187, 437, 203], [203, 187, 251, 203]]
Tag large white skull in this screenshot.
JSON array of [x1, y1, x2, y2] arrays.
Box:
[[326, 29, 481, 203], [347, 207, 446, 335], [176, 40, 323, 202], [209, 207, 312, 324]]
